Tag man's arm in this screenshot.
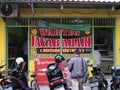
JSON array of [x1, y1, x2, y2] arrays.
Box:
[[83, 59, 88, 73], [68, 59, 74, 72]]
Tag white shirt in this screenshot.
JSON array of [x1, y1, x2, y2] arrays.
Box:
[[93, 50, 101, 65]]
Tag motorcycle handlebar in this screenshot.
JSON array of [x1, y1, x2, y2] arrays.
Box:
[[87, 64, 93, 67], [87, 64, 100, 68], [0, 64, 6, 69]]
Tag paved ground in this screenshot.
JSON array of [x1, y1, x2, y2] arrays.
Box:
[[0, 75, 112, 90], [38, 75, 112, 90]]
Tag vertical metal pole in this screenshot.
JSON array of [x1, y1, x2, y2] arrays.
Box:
[[92, 18, 94, 61], [113, 19, 116, 66], [6, 27, 8, 70], [28, 18, 30, 71], [60, 18, 62, 55], [60, 29, 62, 55]]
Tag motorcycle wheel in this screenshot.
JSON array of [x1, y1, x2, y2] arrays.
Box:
[[98, 79, 108, 90], [103, 79, 108, 89], [110, 83, 116, 90]]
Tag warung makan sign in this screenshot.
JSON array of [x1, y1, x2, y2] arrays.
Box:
[[31, 24, 92, 53]]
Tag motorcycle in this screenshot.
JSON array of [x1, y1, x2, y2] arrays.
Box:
[[89, 64, 108, 90], [9, 64, 32, 90], [46, 55, 71, 90], [110, 66, 120, 90], [9, 57, 32, 90], [0, 64, 13, 90]]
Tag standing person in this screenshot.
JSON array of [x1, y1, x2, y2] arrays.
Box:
[[17, 47, 24, 58], [93, 50, 101, 65], [68, 49, 88, 90], [22, 40, 28, 72], [62, 58, 72, 86]]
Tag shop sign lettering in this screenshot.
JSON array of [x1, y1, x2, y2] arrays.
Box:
[[30, 28, 92, 53]]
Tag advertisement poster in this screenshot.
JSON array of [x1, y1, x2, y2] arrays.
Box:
[[34, 57, 55, 85], [30, 21, 92, 85]]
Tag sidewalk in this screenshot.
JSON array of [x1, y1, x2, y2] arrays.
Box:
[[39, 86, 91, 90], [39, 85, 92, 90], [39, 81, 110, 90], [38, 75, 112, 90]]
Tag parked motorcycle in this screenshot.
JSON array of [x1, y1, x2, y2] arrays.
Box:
[[110, 66, 120, 90], [0, 64, 13, 90], [46, 55, 71, 90], [9, 57, 32, 90], [89, 64, 108, 90]]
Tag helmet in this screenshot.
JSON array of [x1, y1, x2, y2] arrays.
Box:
[[55, 55, 65, 63], [16, 57, 24, 65]]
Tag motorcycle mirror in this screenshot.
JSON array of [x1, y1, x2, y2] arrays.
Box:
[[111, 66, 115, 70], [111, 66, 115, 74]]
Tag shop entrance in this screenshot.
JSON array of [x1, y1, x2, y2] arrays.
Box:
[[8, 27, 28, 72], [94, 27, 114, 74]]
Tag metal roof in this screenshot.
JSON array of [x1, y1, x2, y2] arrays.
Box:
[[0, 0, 120, 3], [0, 0, 120, 10]]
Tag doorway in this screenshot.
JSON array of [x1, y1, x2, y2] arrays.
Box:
[[8, 27, 28, 71], [94, 27, 114, 74]]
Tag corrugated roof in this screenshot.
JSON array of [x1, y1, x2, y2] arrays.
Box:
[[0, 0, 120, 3], [0, 0, 120, 10]]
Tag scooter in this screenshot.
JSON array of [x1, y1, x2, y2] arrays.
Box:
[[0, 64, 13, 90], [9, 64, 32, 90], [110, 66, 120, 90], [89, 64, 108, 90], [46, 55, 71, 90]]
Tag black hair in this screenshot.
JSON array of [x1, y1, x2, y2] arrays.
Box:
[[74, 49, 80, 54]]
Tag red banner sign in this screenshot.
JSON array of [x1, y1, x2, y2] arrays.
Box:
[[34, 58, 55, 85]]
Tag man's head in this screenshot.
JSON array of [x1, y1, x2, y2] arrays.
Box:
[[74, 49, 80, 55], [55, 54, 65, 63]]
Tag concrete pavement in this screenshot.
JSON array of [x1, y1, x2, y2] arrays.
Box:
[[39, 83, 110, 90], [38, 75, 112, 90]]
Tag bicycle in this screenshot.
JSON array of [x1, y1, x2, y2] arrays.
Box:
[[30, 68, 46, 90], [29, 68, 40, 90]]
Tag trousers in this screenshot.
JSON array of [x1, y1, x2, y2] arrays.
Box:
[[71, 78, 83, 90]]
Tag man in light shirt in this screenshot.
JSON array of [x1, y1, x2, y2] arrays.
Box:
[[93, 50, 101, 65]]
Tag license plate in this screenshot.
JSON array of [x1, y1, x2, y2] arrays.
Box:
[[4, 86, 13, 90]]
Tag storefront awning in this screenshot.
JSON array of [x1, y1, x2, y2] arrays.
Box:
[[37, 21, 91, 31]]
